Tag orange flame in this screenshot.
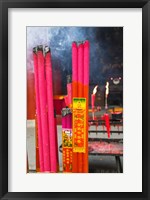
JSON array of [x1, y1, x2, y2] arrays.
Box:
[[92, 85, 98, 95]]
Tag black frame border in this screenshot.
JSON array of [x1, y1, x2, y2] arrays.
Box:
[[0, 0, 149, 199]]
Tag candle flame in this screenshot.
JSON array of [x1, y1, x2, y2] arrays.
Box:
[[92, 85, 98, 95], [105, 82, 109, 95]]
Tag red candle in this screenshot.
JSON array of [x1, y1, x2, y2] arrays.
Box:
[[45, 46, 57, 172], [105, 82, 109, 109], [91, 85, 98, 109], [104, 113, 110, 138], [91, 94, 95, 109], [33, 47, 44, 172]]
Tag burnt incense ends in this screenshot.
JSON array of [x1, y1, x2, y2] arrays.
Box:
[[37, 45, 43, 52], [44, 46, 51, 54], [72, 40, 88, 47], [84, 40, 89, 47], [77, 41, 84, 46], [33, 45, 51, 56], [33, 46, 37, 54], [62, 107, 72, 117]]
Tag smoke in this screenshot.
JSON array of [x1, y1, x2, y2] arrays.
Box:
[[27, 27, 49, 72], [47, 27, 98, 74], [27, 26, 123, 84]]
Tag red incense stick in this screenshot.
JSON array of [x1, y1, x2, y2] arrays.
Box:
[[72, 42, 78, 172], [33, 47, 44, 172], [83, 40, 90, 173], [37, 45, 50, 171], [78, 42, 84, 173], [62, 108, 72, 173], [54, 109, 59, 171], [45, 46, 57, 172]]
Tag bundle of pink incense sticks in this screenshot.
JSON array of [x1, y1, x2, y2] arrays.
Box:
[[33, 45, 58, 172], [62, 108, 72, 173], [72, 41, 90, 173]]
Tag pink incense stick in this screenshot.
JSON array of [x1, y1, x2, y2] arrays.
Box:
[[83, 40, 90, 173], [67, 75, 72, 107], [54, 110, 59, 169], [78, 43, 84, 88], [45, 46, 57, 172], [64, 96, 69, 107], [37, 45, 50, 171], [66, 113, 72, 129], [62, 110, 67, 129], [69, 112, 72, 129], [72, 42, 78, 84], [62, 108, 72, 173], [83, 41, 90, 86], [72, 42, 78, 173], [78, 42, 84, 173], [62, 108, 72, 129], [33, 47, 44, 172]]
